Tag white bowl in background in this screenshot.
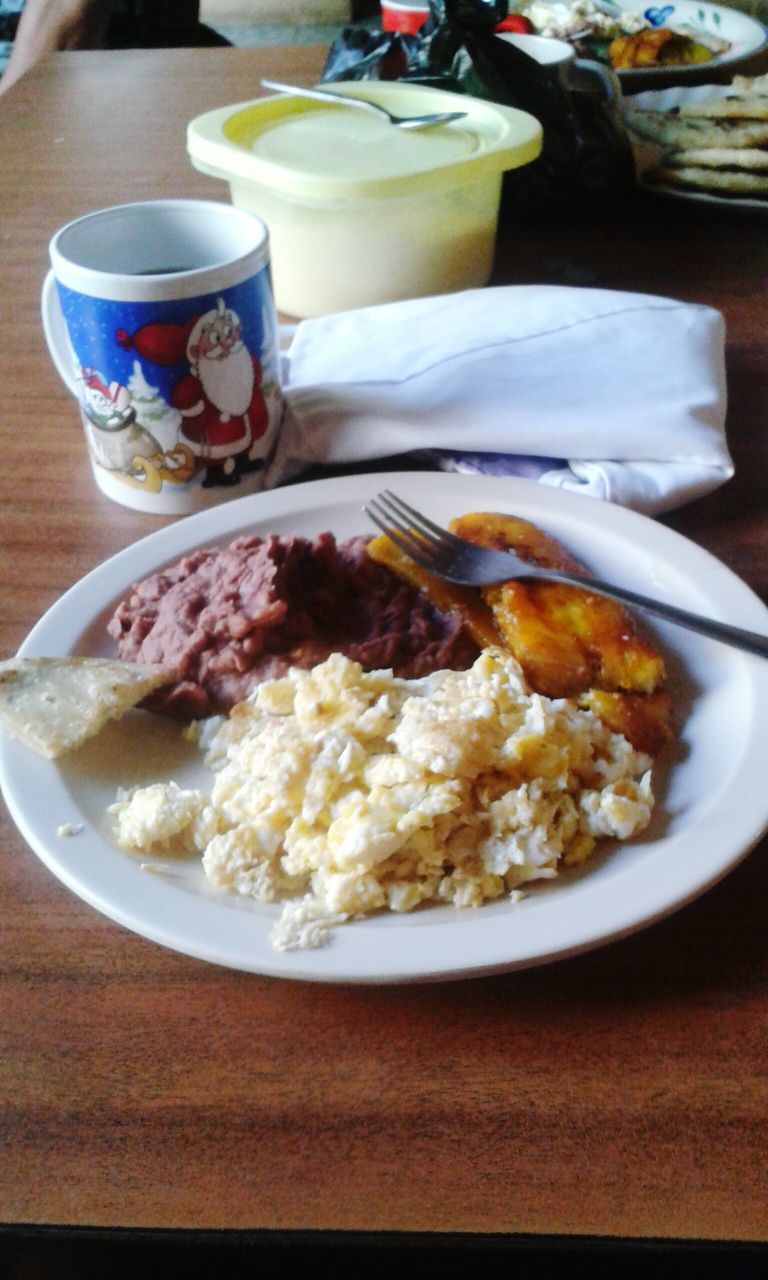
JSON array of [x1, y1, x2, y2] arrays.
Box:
[[526, 0, 767, 88]]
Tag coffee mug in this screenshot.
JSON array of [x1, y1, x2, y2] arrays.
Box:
[[42, 200, 283, 515], [496, 32, 619, 103]]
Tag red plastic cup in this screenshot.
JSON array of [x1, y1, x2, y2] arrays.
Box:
[[380, 1, 430, 35]]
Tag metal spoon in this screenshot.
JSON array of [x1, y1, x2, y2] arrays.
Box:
[[260, 79, 467, 130]]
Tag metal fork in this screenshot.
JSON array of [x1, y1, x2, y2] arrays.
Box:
[[364, 491, 768, 659]]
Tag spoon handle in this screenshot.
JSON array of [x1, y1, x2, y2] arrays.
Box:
[[260, 79, 386, 121]]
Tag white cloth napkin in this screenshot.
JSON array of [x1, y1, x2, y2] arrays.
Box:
[[268, 285, 731, 515]]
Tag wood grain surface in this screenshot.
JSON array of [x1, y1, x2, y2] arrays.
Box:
[[0, 47, 767, 1241]]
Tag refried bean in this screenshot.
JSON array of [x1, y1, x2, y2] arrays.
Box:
[[107, 532, 479, 719]]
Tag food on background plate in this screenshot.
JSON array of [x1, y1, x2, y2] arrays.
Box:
[[0, 657, 172, 759], [730, 71, 768, 97], [609, 28, 716, 69], [621, 109, 768, 151], [665, 147, 768, 167], [111, 648, 655, 951], [650, 155, 768, 195], [679, 93, 768, 120], [519, 0, 729, 69], [625, 73, 768, 199]]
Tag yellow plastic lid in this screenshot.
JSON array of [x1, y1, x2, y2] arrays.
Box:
[[187, 82, 542, 202]]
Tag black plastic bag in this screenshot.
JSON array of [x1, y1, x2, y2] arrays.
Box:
[[322, 0, 504, 89], [322, 0, 635, 219]]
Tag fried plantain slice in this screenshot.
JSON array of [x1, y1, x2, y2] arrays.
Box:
[[448, 512, 671, 754], [486, 578, 666, 698], [447, 511, 584, 572], [579, 689, 673, 759]]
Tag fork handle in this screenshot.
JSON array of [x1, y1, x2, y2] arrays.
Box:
[[543, 568, 768, 659]]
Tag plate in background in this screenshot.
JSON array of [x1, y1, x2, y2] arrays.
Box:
[[528, 0, 767, 83], [625, 82, 768, 210]]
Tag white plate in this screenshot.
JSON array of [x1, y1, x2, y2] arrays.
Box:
[[625, 83, 768, 210], [2, 472, 767, 983], [596, 0, 765, 80]]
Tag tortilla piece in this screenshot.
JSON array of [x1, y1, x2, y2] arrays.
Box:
[[0, 657, 173, 758], [679, 95, 768, 119], [664, 147, 768, 170], [623, 108, 768, 150], [653, 164, 768, 193]]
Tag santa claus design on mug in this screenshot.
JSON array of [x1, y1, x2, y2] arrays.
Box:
[[116, 296, 272, 488]]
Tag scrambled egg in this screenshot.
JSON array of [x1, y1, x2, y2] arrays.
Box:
[[110, 649, 654, 950]]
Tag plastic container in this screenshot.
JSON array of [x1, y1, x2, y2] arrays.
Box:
[[380, 1, 429, 33], [187, 82, 542, 318]]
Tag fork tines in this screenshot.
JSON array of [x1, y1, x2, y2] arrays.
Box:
[[364, 491, 462, 573]]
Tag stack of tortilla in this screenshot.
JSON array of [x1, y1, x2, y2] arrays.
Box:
[[623, 71, 768, 198]]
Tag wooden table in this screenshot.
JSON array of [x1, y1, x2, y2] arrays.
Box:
[[1, 45, 767, 1267]]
